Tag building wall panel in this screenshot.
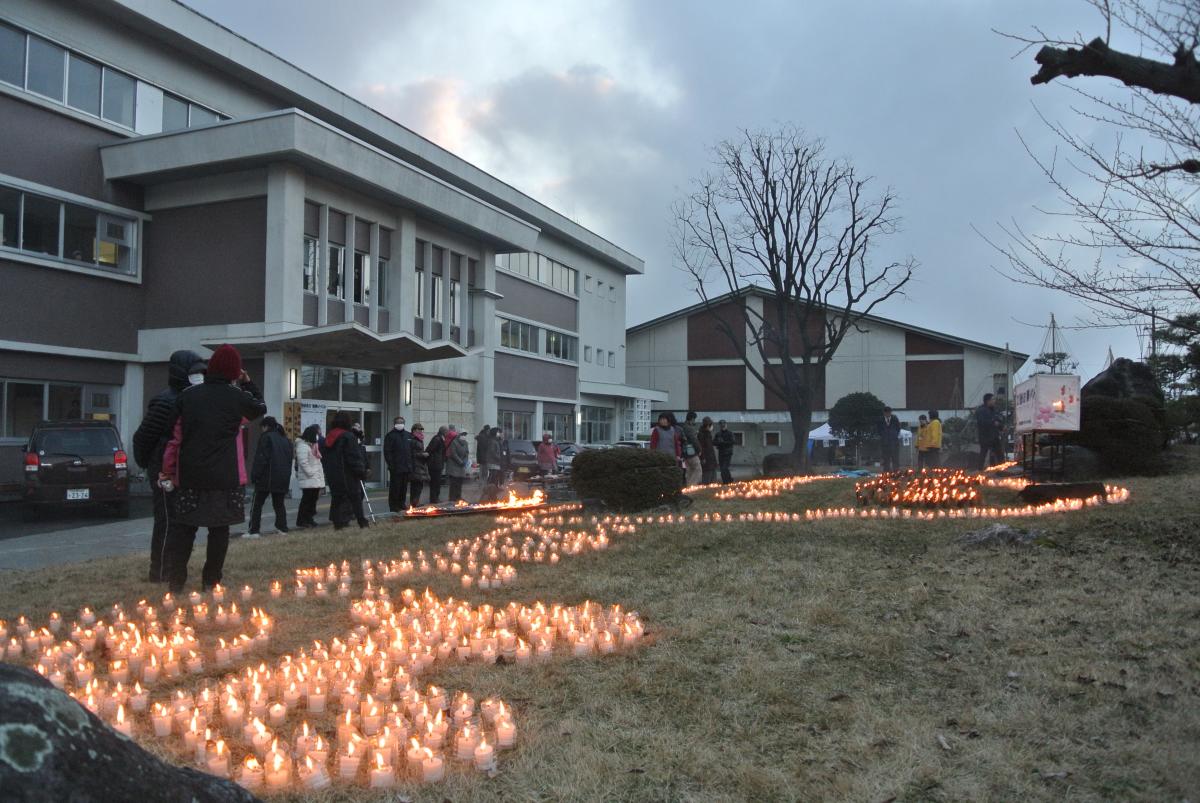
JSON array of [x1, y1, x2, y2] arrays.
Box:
[[687, 365, 746, 412]]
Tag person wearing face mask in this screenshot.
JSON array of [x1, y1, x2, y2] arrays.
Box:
[[383, 416, 413, 512], [132, 349, 206, 583]]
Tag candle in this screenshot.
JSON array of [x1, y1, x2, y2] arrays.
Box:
[[206, 739, 230, 778], [142, 657, 159, 685], [240, 585, 253, 601], [185, 651, 203, 674], [455, 725, 479, 760], [406, 738, 425, 776], [151, 703, 173, 737], [473, 737, 495, 771], [298, 755, 331, 790], [268, 702, 287, 728], [129, 682, 148, 713], [112, 704, 132, 737], [110, 659, 129, 684], [264, 752, 289, 790], [421, 749, 445, 783], [309, 734, 330, 765], [495, 717, 516, 748], [307, 684, 326, 714], [211, 584, 225, 603], [368, 751, 395, 789], [249, 719, 272, 758], [338, 741, 361, 780], [362, 704, 381, 736], [270, 581, 282, 599], [223, 698, 244, 730], [215, 639, 231, 668], [237, 757, 263, 792]]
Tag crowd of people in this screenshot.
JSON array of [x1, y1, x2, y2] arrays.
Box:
[[650, 411, 737, 485]]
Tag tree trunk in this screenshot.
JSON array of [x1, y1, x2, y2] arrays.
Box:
[[788, 401, 814, 474]]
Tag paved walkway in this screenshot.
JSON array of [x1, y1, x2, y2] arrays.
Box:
[[0, 483, 483, 572]]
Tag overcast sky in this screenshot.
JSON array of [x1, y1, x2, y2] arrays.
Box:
[[188, 0, 1151, 380]]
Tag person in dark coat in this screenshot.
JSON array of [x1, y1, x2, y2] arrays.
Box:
[[383, 416, 413, 511], [425, 426, 447, 503], [444, 427, 469, 501], [160, 344, 266, 593], [133, 349, 206, 583], [474, 425, 491, 469], [877, 406, 902, 472], [713, 419, 735, 484], [321, 412, 368, 530], [408, 424, 430, 504], [976, 393, 1005, 469], [247, 416, 293, 536], [698, 416, 718, 484]]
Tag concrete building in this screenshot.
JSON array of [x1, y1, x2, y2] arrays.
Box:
[[627, 289, 1028, 467], [0, 0, 662, 487]]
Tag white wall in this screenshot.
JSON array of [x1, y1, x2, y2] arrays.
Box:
[[824, 322, 907, 409], [626, 317, 688, 409]]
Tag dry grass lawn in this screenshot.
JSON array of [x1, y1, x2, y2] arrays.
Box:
[[2, 455, 1199, 802]]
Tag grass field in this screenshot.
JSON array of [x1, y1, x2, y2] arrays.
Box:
[[2, 458, 1199, 802]]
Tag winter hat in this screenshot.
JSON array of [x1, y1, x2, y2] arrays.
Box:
[[207, 344, 242, 382]]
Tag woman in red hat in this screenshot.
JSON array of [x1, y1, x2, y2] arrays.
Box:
[[161, 344, 266, 593]]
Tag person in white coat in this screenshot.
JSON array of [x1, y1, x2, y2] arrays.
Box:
[[294, 424, 326, 528]]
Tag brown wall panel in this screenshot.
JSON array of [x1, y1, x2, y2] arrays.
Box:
[[495, 273, 577, 332], [905, 331, 964, 355], [687, 301, 745, 359], [0, 95, 141, 208], [905, 359, 964, 411], [687, 365, 746, 411], [494, 353, 576, 399], [0, 258, 142, 352], [762, 362, 826, 411], [142, 198, 266, 328], [761, 303, 826, 358]]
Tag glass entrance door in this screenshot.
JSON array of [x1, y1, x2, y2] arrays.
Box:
[[325, 407, 384, 483]]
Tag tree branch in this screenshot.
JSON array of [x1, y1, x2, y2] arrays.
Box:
[[1033, 36, 1200, 104]]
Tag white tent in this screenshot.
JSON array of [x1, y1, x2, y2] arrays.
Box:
[[807, 422, 845, 445]]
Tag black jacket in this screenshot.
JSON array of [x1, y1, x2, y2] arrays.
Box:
[[174, 377, 266, 490], [426, 433, 446, 472], [383, 427, 413, 473], [251, 428, 294, 493], [877, 415, 901, 443], [976, 405, 1003, 444], [410, 438, 430, 482], [132, 349, 204, 477], [713, 428, 735, 458], [321, 429, 367, 497]]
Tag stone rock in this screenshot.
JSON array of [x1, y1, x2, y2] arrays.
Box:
[[1082, 357, 1164, 404], [0, 662, 259, 803], [1018, 481, 1108, 505], [958, 523, 1044, 548], [1060, 446, 1103, 481]]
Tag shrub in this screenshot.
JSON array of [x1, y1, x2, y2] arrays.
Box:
[[571, 448, 683, 511], [1075, 395, 1166, 475]]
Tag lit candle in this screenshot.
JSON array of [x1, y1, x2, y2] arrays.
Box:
[[473, 737, 495, 771], [128, 682, 148, 712], [298, 755, 330, 790], [495, 717, 516, 748], [264, 752, 289, 790], [307, 684, 326, 714], [338, 741, 361, 780], [151, 703, 173, 737], [455, 725, 479, 760], [112, 704, 133, 737], [211, 584, 225, 603], [421, 749, 445, 783], [206, 739, 230, 778], [241, 585, 253, 601], [368, 751, 395, 789], [268, 702, 287, 728], [270, 581, 282, 599], [215, 639, 231, 668]]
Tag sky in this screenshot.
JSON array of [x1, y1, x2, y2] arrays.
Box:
[[187, 0, 1154, 380]]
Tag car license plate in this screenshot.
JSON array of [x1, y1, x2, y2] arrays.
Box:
[[66, 488, 90, 501]]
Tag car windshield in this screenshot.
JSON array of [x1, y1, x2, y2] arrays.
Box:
[[36, 428, 118, 457], [509, 440, 536, 455]]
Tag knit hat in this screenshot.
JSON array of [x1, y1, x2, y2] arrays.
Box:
[[207, 344, 242, 382]]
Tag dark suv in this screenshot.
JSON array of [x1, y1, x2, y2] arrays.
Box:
[[506, 440, 539, 478], [22, 420, 130, 519]]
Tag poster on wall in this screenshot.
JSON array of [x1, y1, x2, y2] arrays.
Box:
[[299, 400, 328, 436], [1014, 375, 1082, 433]]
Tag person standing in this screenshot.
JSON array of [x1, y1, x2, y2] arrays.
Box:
[[976, 394, 1005, 468], [649, 413, 682, 463], [535, 432, 560, 475], [877, 406, 901, 472], [247, 416, 293, 537], [321, 412, 368, 530], [680, 411, 703, 486], [426, 426, 447, 504], [482, 427, 505, 491], [713, 420, 735, 484], [408, 424, 430, 504], [915, 415, 930, 470], [160, 344, 265, 594], [698, 416, 718, 484], [293, 424, 325, 528], [383, 416, 413, 512], [445, 427, 470, 501], [925, 409, 943, 469], [133, 349, 206, 583]]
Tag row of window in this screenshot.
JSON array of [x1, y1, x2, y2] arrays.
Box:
[[0, 182, 137, 274], [303, 236, 388, 306], [495, 410, 577, 443], [496, 252, 578, 295], [499, 318, 579, 363], [0, 20, 224, 132], [580, 405, 613, 444], [583, 346, 617, 368], [0, 379, 116, 439], [415, 271, 461, 326]]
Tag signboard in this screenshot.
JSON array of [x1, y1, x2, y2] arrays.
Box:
[[1014, 374, 1081, 433], [282, 402, 301, 440], [299, 400, 328, 438]]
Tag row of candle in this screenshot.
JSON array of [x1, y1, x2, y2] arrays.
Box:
[[708, 473, 843, 500], [855, 468, 986, 508]]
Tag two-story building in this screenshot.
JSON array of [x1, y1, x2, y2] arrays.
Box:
[[0, 0, 663, 486], [626, 289, 1028, 466]]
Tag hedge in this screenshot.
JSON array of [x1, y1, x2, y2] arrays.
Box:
[[570, 448, 684, 511]]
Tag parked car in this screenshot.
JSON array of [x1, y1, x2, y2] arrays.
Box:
[[22, 420, 130, 519], [612, 440, 648, 449], [556, 443, 587, 474], [506, 440, 539, 478]]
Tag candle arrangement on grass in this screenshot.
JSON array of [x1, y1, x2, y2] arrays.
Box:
[[405, 488, 548, 517]]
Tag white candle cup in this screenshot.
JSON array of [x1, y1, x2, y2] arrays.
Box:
[[473, 740, 495, 771]]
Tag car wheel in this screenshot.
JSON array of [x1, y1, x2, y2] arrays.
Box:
[[112, 500, 131, 519]]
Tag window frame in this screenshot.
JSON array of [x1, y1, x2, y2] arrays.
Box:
[[731, 431, 745, 447], [352, 249, 370, 306], [326, 243, 346, 299], [763, 431, 782, 448], [302, 236, 319, 294]]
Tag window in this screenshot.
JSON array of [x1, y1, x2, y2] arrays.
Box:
[[1, 379, 116, 438], [66, 54, 101, 116], [498, 409, 533, 441], [299, 366, 340, 401], [162, 93, 189, 132], [500, 319, 538, 353], [431, 275, 443, 321], [596, 349, 605, 366], [188, 105, 220, 127], [731, 431, 745, 447], [0, 183, 139, 273], [449, 280, 460, 326], [763, 431, 782, 447], [0, 22, 25, 87], [327, 245, 345, 298], [415, 270, 424, 317], [378, 258, 389, 307], [608, 351, 616, 368], [580, 405, 613, 444], [545, 330, 578, 362], [100, 67, 135, 128], [27, 36, 65, 102], [583, 346, 592, 363], [302, 236, 318, 294], [341, 370, 383, 404], [352, 251, 370, 305], [497, 251, 578, 295], [544, 412, 575, 443]]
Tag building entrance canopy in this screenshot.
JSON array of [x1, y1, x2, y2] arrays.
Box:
[[203, 322, 466, 371]]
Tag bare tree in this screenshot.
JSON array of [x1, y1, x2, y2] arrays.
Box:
[[988, 0, 1200, 336], [673, 127, 915, 471]]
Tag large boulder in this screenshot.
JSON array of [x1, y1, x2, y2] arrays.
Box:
[[0, 663, 258, 803], [1081, 357, 1163, 403]]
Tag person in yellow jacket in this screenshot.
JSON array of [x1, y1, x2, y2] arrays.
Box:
[[918, 410, 943, 469]]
